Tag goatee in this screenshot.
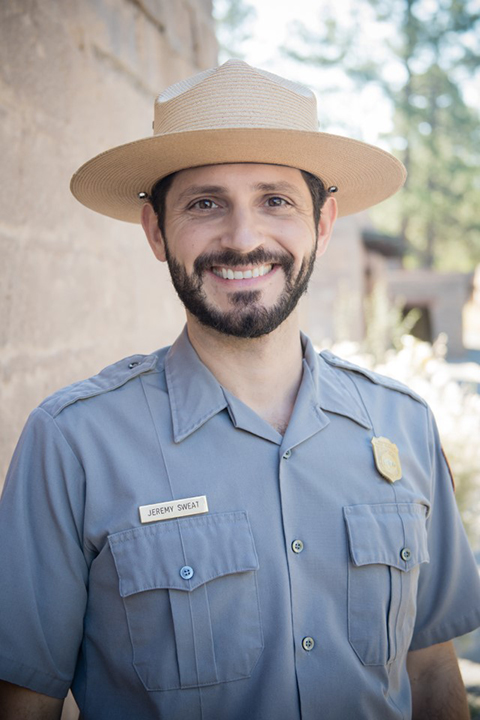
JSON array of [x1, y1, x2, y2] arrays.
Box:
[[164, 244, 317, 339]]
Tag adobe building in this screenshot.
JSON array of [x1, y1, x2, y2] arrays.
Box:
[[303, 216, 474, 359], [0, 0, 217, 486]]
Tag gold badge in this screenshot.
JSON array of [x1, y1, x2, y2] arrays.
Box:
[[371, 437, 402, 483]]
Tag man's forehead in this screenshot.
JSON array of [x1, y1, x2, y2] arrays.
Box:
[[168, 163, 307, 192]]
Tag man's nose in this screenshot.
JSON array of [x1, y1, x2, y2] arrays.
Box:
[[219, 208, 264, 254]]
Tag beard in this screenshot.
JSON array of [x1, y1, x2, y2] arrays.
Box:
[[163, 242, 318, 339]]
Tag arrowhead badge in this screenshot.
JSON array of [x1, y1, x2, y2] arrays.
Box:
[[371, 437, 402, 483]]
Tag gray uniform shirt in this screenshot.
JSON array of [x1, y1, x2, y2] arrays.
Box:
[[1, 328, 479, 719]]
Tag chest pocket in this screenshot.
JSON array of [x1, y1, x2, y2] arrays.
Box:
[[344, 502, 430, 666], [109, 511, 264, 691]]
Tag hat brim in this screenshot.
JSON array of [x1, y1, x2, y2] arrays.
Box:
[[70, 128, 406, 222]]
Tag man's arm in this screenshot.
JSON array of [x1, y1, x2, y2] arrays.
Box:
[[407, 640, 469, 720], [0, 680, 63, 720]]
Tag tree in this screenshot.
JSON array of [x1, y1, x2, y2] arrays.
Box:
[[284, 0, 480, 270]]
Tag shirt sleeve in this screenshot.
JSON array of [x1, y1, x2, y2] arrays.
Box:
[[0, 408, 89, 698], [409, 406, 480, 650]]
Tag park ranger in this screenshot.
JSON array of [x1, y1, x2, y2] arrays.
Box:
[[1, 60, 480, 720]]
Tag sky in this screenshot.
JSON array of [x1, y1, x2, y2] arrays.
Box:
[[215, 0, 480, 149], [215, 0, 401, 147]]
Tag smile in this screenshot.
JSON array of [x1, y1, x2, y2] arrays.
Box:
[[211, 264, 273, 280]]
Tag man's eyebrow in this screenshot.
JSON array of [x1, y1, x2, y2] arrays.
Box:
[[176, 185, 227, 203], [175, 181, 304, 204], [253, 181, 302, 195]]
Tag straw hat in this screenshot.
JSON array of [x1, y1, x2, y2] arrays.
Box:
[[70, 59, 406, 222]]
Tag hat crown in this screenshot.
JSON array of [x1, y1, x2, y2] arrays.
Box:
[[153, 59, 319, 135]]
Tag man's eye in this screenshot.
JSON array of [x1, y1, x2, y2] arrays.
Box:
[[266, 196, 289, 207], [191, 199, 218, 210]]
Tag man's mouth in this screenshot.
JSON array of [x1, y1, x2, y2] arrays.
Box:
[[211, 264, 273, 280]]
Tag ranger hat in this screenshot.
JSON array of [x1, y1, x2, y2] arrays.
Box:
[[70, 59, 406, 222]]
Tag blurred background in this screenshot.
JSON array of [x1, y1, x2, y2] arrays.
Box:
[[1, 0, 479, 716]]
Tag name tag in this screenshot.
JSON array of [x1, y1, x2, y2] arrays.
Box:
[[139, 495, 208, 524]]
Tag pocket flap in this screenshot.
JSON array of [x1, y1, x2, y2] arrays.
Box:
[[344, 503, 430, 571], [109, 511, 259, 597]]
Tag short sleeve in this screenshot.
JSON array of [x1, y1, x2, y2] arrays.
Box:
[[0, 408, 89, 698], [409, 407, 480, 650]]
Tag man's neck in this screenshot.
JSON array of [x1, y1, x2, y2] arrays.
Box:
[[185, 313, 304, 435]]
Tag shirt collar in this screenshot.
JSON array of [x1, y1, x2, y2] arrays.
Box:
[[165, 327, 229, 443], [303, 335, 372, 430], [165, 327, 371, 444]]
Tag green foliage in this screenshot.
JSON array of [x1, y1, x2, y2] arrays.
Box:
[[363, 282, 421, 362], [284, 0, 480, 271]]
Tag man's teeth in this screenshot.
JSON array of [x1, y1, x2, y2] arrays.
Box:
[[213, 264, 273, 280]]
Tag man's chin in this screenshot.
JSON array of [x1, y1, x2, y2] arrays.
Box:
[[189, 303, 289, 339]]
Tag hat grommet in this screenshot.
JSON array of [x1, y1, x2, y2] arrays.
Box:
[[137, 191, 149, 200], [328, 186, 338, 193]]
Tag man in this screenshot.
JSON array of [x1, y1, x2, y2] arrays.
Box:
[[0, 59, 479, 720]]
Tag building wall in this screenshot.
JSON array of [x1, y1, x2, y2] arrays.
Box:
[[0, 0, 218, 483], [386, 269, 472, 357], [302, 214, 367, 347]]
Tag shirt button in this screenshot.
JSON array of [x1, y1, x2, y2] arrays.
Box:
[[180, 565, 194, 580], [302, 636, 315, 651], [400, 547, 412, 562], [291, 539, 304, 554], [282, 449, 292, 459]]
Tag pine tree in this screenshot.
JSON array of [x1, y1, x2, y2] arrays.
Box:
[[285, 0, 480, 269]]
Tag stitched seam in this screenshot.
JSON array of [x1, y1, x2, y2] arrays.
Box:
[[49, 365, 159, 418], [0, 654, 71, 683], [109, 512, 248, 542]]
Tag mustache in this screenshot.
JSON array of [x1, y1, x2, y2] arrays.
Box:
[[193, 248, 294, 275]]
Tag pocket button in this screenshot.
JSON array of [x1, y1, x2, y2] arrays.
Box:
[[400, 547, 412, 562], [180, 565, 194, 580]]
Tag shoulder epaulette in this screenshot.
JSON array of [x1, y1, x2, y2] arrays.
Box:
[[320, 350, 427, 407], [40, 352, 159, 418]]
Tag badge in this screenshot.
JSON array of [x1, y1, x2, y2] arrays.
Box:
[[371, 437, 402, 483], [139, 495, 208, 524]]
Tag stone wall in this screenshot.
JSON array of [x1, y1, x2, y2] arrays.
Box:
[[0, 0, 218, 484]]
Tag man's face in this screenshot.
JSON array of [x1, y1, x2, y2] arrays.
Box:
[[147, 164, 333, 338]]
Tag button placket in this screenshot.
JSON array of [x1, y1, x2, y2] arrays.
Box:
[[302, 636, 315, 651], [291, 539, 304, 554]]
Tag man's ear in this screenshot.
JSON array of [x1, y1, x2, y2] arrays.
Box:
[[141, 203, 167, 262], [316, 196, 337, 259]]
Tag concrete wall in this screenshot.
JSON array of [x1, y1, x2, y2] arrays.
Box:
[[0, 0, 218, 484]]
